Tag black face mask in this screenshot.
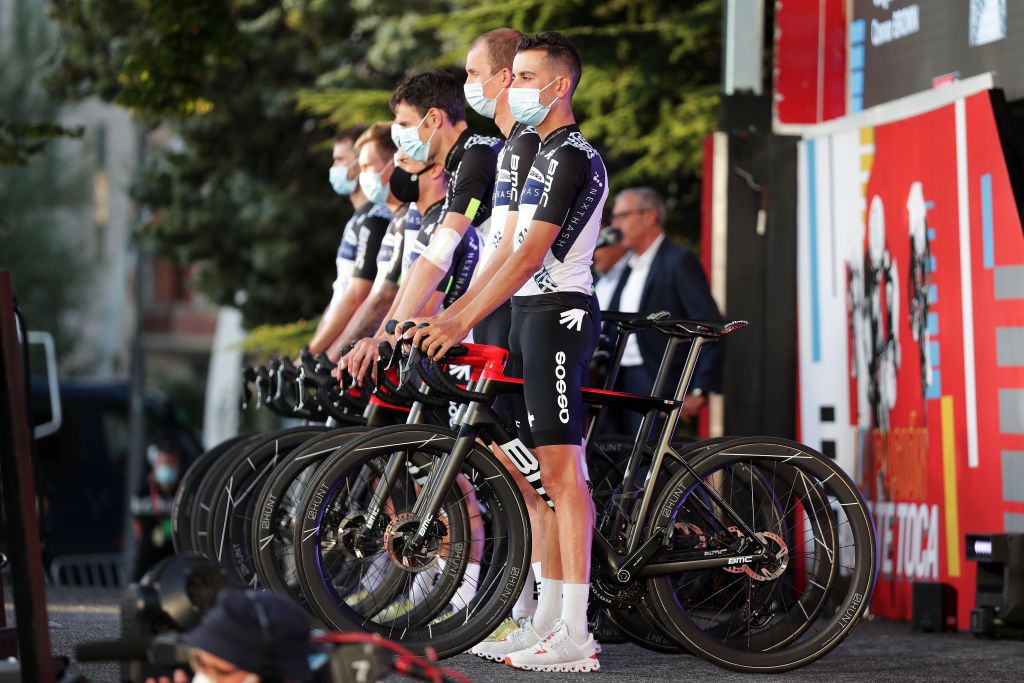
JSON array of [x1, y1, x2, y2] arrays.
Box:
[[389, 164, 434, 203]]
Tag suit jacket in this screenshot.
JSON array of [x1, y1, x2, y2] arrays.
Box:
[[631, 238, 724, 396]]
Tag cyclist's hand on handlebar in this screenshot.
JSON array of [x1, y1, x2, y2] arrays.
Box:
[[412, 315, 469, 361], [392, 317, 429, 342], [345, 335, 383, 386]]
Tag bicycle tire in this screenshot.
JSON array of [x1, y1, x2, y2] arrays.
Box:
[[642, 437, 877, 672], [205, 425, 329, 584], [171, 432, 256, 554], [250, 426, 369, 599], [188, 433, 267, 557], [293, 425, 531, 658]]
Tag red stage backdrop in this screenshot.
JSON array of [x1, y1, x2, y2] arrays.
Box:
[[797, 89, 1024, 625]]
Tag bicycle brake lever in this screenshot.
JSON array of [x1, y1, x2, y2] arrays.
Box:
[[254, 375, 266, 410], [296, 367, 307, 409]]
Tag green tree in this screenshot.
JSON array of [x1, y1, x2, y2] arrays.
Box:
[[0, 0, 91, 355], [48, 0, 721, 330], [302, 0, 722, 237]]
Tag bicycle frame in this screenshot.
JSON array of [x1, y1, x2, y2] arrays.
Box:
[[387, 323, 770, 579]]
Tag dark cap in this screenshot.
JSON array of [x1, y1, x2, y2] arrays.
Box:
[[181, 589, 312, 681]]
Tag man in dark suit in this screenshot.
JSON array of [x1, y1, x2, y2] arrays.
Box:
[[602, 187, 724, 436]]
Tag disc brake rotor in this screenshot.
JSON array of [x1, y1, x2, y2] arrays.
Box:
[[383, 512, 448, 573], [742, 531, 789, 581]]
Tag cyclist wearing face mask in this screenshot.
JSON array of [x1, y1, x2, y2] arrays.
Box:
[[404, 167, 480, 311], [414, 32, 606, 673], [462, 29, 542, 351], [307, 125, 392, 358], [460, 28, 548, 636], [333, 148, 450, 358], [344, 68, 501, 380]]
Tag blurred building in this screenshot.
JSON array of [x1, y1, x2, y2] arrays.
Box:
[[1, 0, 217, 432]]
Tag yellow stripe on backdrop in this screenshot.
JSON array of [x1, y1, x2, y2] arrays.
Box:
[[941, 395, 961, 578]]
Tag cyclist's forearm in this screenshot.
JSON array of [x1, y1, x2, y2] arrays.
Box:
[[390, 259, 447, 324], [455, 252, 540, 330], [442, 222, 516, 322], [332, 282, 399, 352], [309, 294, 360, 354]]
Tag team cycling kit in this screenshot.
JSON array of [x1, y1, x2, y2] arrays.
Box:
[[333, 202, 392, 296], [439, 129, 502, 232], [407, 199, 480, 307], [376, 204, 413, 286], [506, 124, 609, 448], [474, 122, 541, 349]]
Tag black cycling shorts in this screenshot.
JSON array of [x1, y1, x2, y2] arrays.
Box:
[[472, 300, 521, 433], [507, 292, 599, 448], [473, 299, 512, 348]]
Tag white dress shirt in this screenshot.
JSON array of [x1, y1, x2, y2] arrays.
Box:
[[618, 233, 665, 367], [594, 253, 630, 310]]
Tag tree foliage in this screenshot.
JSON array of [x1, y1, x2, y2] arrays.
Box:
[[48, 0, 721, 329], [1, 0, 92, 357]]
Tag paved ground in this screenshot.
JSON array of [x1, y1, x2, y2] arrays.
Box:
[[6, 587, 1024, 682]]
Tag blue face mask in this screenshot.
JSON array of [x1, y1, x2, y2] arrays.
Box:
[[396, 113, 437, 163], [358, 158, 394, 205], [508, 79, 559, 127], [464, 71, 503, 119], [154, 464, 179, 487], [329, 163, 357, 196]]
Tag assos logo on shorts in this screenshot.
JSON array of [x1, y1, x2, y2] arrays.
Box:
[[554, 350, 569, 424]]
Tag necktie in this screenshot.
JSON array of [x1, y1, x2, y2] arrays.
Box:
[[607, 263, 633, 312]]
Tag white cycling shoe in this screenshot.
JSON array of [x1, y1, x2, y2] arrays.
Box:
[[469, 618, 542, 662], [504, 620, 600, 673]]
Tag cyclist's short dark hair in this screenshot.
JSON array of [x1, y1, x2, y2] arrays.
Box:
[[468, 28, 524, 75], [517, 31, 582, 94], [334, 125, 367, 145], [354, 122, 397, 159], [390, 68, 466, 124]]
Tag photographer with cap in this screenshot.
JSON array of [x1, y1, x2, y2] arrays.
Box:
[[145, 589, 313, 683]]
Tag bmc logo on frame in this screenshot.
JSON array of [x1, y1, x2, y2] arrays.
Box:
[[554, 350, 570, 424]]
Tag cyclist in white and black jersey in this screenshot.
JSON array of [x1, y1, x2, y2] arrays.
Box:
[[306, 125, 392, 357], [344, 68, 500, 381], [414, 32, 605, 673], [332, 149, 448, 356], [320, 124, 403, 361], [408, 197, 480, 309]]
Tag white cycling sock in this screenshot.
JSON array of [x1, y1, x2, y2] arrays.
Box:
[[451, 561, 480, 611], [533, 575, 563, 633], [562, 582, 591, 643], [409, 562, 440, 605], [512, 564, 538, 622]]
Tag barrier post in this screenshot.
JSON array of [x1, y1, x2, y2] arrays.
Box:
[[0, 270, 56, 682]]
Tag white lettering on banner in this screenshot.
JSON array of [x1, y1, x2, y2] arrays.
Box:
[[869, 500, 939, 581], [870, 4, 921, 47]]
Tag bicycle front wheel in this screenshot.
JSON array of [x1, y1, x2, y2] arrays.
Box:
[[293, 425, 531, 657]]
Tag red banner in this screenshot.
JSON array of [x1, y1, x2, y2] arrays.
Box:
[[798, 90, 1024, 625]]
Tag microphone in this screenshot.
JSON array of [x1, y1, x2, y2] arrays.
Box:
[[76, 634, 189, 666], [595, 227, 622, 250]]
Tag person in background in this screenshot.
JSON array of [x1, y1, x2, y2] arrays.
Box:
[[131, 437, 184, 580], [145, 589, 314, 683], [592, 226, 628, 299], [305, 125, 392, 358], [603, 187, 724, 437]]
